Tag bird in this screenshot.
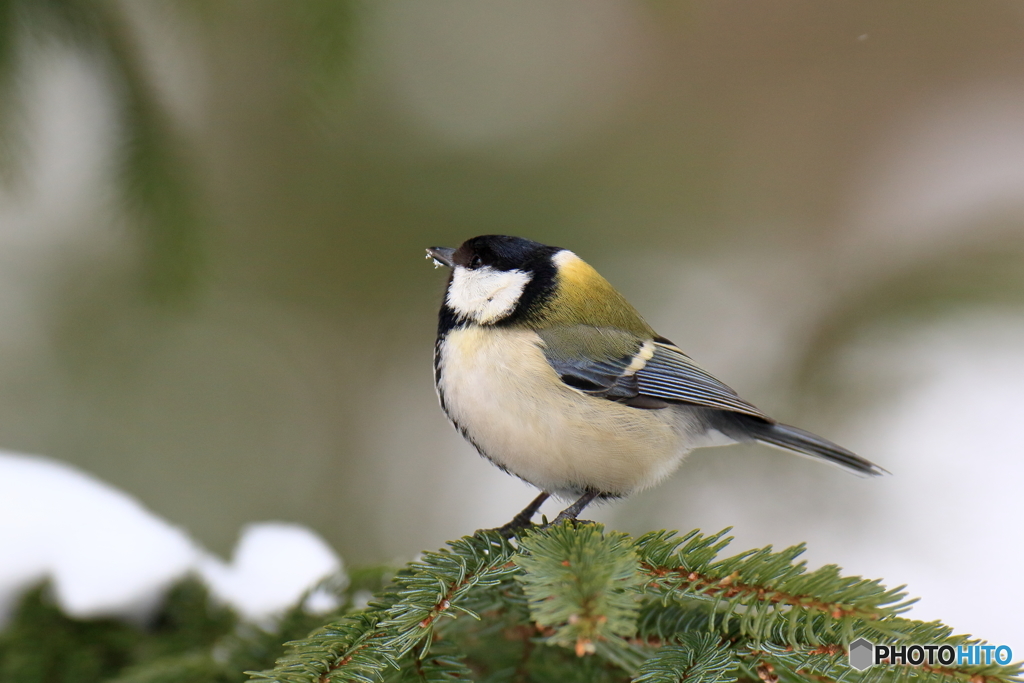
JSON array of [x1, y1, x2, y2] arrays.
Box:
[[426, 235, 884, 534]]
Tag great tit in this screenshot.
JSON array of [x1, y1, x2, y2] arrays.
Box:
[[427, 235, 884, 533]]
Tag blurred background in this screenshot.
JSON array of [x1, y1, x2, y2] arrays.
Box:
[[0, 0, 1022, 648]]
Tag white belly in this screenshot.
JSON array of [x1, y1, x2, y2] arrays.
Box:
[[436, 325, 700, 496]]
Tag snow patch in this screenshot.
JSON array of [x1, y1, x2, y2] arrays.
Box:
[[0, 451, 343, 628]]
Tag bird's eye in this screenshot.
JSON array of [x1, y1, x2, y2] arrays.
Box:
[[469, 255, 482, 269]]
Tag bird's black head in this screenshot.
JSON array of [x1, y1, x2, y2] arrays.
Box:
[[429, 235, 557, 272], [428, 235, 561, 328], [453, 234, 559, 272]]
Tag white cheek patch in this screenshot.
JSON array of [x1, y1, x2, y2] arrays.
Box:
[[447, 266, 532, 324]]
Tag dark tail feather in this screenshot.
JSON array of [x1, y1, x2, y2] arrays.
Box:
[[719, 414, 887, 476], [755, 422, 886, 476]]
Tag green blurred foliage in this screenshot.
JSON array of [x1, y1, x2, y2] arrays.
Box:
[[0, 580, 232, 683], [0, 568, 394, 683]]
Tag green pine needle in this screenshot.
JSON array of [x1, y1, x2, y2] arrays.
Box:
[[632, 632, 738, 683], [515, 521, 645, 664]]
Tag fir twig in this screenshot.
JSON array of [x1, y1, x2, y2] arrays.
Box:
[[242, 525, 1022, 683], [515, 521, 646, 668], [248, 530, 516, 683], [635, 530, 913, 645], [632, 632, 738, 683]]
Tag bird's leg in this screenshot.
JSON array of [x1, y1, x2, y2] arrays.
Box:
[[551, 490, 599, 526], [497, 491, 550, 537]]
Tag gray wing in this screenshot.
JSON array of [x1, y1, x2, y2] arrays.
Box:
[[541, 328, 883, 475], [635, 341, 767, 418], [538, 327, 768, 418], [537, 326, 644, 402]]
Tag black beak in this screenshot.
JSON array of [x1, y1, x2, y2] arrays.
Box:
[[426, 246, 455, 268]]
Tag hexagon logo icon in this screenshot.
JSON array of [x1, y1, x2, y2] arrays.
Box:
[[849, 638, 875, 671]]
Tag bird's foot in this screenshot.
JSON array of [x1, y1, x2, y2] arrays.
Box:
[[494, 508, 544, 539], [493, 491, 551, 538], [495, 520, 537, 539], [546, 514, 596, 528], [545, 490, 600, 528]]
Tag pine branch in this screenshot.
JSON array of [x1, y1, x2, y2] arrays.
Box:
[[380, 639, 472, 683], [635, 529, 914, 646], [378, 532, 519, 658], [21, 523, 1004, 683], [632, 529, 1021, 683], [248, 531, 517, 683], [515, 522, 646, 667], [245, 524, 1021, 683], [632, 632, 738, 683]]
